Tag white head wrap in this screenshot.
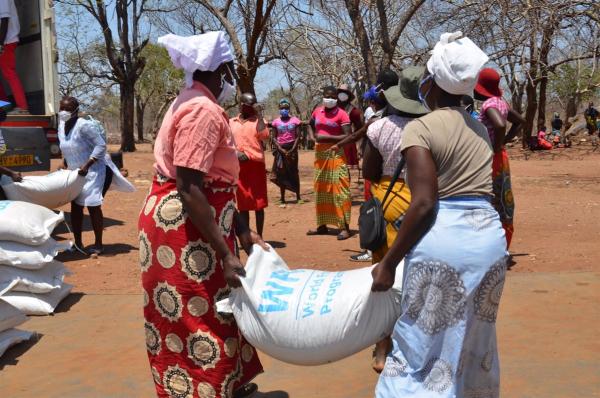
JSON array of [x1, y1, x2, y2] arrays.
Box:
[[426, 31, 489, 95], [157, 31, 234, 88]]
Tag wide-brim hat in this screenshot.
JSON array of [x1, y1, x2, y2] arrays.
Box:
[[474, 67, 503, 98], [337, 84, 355, 101], [383, 66, 429, 116]]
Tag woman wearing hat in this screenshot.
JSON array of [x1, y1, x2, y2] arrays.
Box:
[[474, 68, 525, 249], [270, 98, 303, 206], [371, 32, 507, 397], [337, 84, 363, 168], [362, 66, 429, 372], [140, 32, 264, 398]]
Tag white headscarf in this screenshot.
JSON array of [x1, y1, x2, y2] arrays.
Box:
[[426, 31, 489, 95], [157, 31, 234, 88]]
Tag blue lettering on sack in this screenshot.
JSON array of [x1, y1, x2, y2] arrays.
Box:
[[0, 201, 11, 213], [257, 270, 302, 313], [320, 272, 344, 315], [301, 271, 328, 319]]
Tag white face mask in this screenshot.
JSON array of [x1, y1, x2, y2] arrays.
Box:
[[338, 92, 349, 102], [217, 66, 236, 105], [58, 109, 76, 123], [323, 98, 337, 109]]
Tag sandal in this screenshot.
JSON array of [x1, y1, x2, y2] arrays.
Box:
[[296, 199, 306, 204], [88, 246, 104, 257], [233, 382, 258, 398], [337, 230, 351, 240], [307, 225, 328, 236]]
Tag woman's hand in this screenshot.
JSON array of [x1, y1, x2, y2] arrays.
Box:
[[78, 166, 89, 176], [330, 144, 339, 152], [371, 260, 396, 292], [9, 171, 22, 183], [239, 230, 269, 255], [223, 253, 246, 288]]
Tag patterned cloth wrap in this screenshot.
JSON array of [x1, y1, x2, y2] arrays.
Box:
[[491, 149, 514, 247], [376, 197, 508, 398], [139, 175, 262, 398], [313, 142, 351, 228]]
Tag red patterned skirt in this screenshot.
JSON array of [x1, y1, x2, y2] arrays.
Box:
[[139, 176, 263, 398]]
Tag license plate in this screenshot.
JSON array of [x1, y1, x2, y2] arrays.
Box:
[[0, 154, 34, 167]]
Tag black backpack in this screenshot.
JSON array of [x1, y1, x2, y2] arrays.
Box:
[[358, 158, 406, 251]]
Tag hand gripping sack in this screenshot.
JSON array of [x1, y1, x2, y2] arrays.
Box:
[[219, 246, 404, 365], [0, 201, 64, 245], [0, 169, 85, 209]]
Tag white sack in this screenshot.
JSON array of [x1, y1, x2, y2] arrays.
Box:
[[0, 201, 64, 245], [0, 329, 34, 357], [0, 261, 69, 295], [220, 246, 404, 365], [0, 300, 27, 332], [0, 169, 86, 209], [0, 283, 73, 315], [0, 238, 72, 268], [105, 154, 136, 193]]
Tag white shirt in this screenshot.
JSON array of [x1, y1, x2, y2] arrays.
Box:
[[364, 106, 374, 121], [0, 0, 19, 44]]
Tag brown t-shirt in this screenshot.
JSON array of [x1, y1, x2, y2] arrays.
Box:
[[400, 107, 493, 199]]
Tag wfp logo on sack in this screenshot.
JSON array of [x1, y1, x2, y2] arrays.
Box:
[[257, 270, 303, 313]]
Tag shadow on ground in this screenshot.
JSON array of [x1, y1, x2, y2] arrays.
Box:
[[56, 243, 136, 263], [0, 334, 42, 370], [255, 391, 290, 398], [54, 292, 85, 314], [53, 213, 124, 235], [266, 241, 287, 249]]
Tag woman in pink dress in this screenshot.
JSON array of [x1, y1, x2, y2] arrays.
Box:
[[140, 31, 264, 398]]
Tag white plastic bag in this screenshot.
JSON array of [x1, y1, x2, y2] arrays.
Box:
[[0, 261, 69, 295], [0, 238, 72, 268], [0, 301, 27, 332], [0, 201, 64, 245], [0, 283, 73, 315], [0, 328, 34, 357], [220, 246, 404, 365], [0, 169, 85, 209]]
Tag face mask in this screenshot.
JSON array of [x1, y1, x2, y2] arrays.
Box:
[[217, 67, 236, 104], [279, 109, 290, 118], [58, 109, 77, 123], [323, 98, 337, 109], [418, 75, 434, 112], [338, 92, 349, 102]]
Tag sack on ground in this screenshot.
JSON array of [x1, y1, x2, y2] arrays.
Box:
[[0, 261, 69, 295], [0, 329, 34, 357], [218, 245, 404, 365], [0, 300, 27, 332], [0, 201, 64, 245], [0, 283, 73, 315], [0, 238, 72, 268], [0, 169, 85, 209]]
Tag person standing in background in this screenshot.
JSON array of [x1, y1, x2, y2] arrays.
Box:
[[270, 98, 303, 207], [230, 93, 270, 237], [337, 84, 363, 169], [0, 0, 28, 114], [584, 102, 598, 135]]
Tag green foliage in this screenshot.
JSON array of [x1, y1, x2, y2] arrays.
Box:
[[550, 62, 600, 103], [137, 44, 184, 105]]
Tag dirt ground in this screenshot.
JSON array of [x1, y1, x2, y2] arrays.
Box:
[[1, 143, 599, 397]]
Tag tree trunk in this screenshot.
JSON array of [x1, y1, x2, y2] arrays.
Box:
[[537, 75, 548, 130], [236, 64, 256, 96], [120, 82, 136, 152], [523, 79, 538, 148], [136, 98, 145, 142], [343, 0, 377, 84]]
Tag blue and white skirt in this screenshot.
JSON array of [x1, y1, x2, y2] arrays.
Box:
[[376, 197, 508, 398]]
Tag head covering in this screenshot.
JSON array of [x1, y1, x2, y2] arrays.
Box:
[[383, 66, 429, 116], [279, 98, 290, 106], [337, 84, 355, 101], [474, 68, 503, 98], [553, 112, 559, 118], [376, 70, 399, 90], [157, 31, 234, 88], [426, 31, 489, 95]]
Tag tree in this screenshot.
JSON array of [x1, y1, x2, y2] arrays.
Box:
[[57, 0, 156, 152], [135, 44, 184, 141]]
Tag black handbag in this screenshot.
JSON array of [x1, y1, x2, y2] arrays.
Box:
[[358, 157, 406, 251]]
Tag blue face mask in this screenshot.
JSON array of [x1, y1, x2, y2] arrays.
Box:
[[280, 109, 290, 118], [418, 75, 434, 111]]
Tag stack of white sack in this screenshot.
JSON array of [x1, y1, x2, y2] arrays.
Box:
[[0, 154, 135, 210], [0, 201, 73, 316], [0, 300, 33, 358], [217, 245, 404, 366]]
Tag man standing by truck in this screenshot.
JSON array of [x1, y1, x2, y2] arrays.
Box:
[[0, 0, 28, 114]]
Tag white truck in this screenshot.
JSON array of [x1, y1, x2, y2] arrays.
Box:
[[0, 0, 58, 172]]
